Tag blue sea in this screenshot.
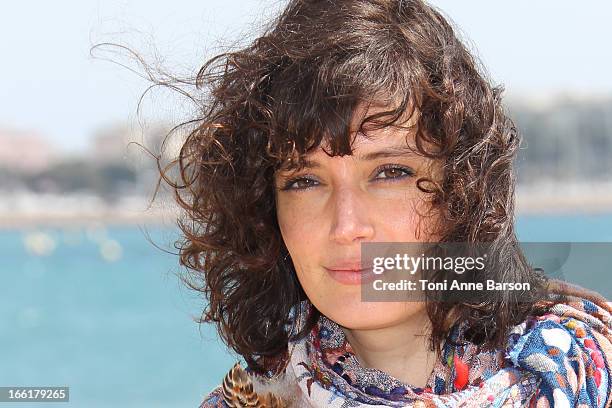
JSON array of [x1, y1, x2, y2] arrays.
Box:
[[1, 214, 611, 407]]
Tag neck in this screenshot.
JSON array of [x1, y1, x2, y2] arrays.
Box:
[[340, 308, 438, 388]]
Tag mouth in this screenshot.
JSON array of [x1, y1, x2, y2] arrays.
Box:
[[323, 265, 377, 285]]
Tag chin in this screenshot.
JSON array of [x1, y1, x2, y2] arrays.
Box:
[[316, 297, 426, 330]]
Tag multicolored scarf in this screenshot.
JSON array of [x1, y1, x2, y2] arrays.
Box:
[[200, 279, 612, 407]]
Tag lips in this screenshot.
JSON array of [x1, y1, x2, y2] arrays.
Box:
[[324, 261, 377, 285], [326, 260, 371, 271]]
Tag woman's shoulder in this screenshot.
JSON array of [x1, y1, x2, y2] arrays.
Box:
[[505, 279, 612, 407]]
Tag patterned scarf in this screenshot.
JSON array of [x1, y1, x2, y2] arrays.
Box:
[[200, 279, 612, 407]]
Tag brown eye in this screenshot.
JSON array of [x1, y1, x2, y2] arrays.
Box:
[[293, 178, 316, 189], [374, 165, 414, 181], [281, 176, 319, 191], [382, 168, 403, 178]]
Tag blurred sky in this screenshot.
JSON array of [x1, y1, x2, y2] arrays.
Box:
[[1, 0, 611, 153]]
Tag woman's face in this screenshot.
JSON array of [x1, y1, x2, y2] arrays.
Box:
[[274, 107, 443, 330]]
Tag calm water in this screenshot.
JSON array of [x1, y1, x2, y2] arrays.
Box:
[[1, 213, 611, 407]]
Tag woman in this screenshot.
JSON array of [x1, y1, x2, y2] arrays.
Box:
[[162, 0, 612, 406]]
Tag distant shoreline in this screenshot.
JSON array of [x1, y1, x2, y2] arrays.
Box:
[[0, 210, 176, 229], [515, 183, 612, 215], [515, 196, 612, 215]]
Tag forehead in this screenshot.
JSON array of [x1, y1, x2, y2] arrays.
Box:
[[278, 100, 424, 171], [278, 127, 424, 173], [333, 122, 416, 151], [319, 125, 418, 159]]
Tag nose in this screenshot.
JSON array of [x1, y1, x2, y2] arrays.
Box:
[[328, 185, 375, 245]]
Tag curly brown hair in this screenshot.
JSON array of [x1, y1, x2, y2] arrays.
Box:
[[139, 0, 559, 373]]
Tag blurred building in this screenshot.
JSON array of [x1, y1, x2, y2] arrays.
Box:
[[89, 121, 172, 166], [90, 124, 130, 164], [507, 93, 612, 184], [0, 128, 56, 173]]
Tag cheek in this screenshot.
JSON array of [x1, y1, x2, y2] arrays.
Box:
[[371, 194, 436, 241], [275, 195, 324, 266], [278, 212, 309, 235], [276, 192, 324, 235]]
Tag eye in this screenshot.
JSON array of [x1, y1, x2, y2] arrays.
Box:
[[373, 165, 414, 181], [278, 165, 414, 192], [279, 176, 319, 191]]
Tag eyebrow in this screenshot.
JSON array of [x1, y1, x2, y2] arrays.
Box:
[[281, 145, 417, 171]]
